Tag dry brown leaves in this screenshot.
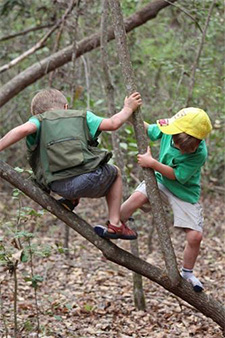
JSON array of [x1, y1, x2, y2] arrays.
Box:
[[0, 189, 224, 337]]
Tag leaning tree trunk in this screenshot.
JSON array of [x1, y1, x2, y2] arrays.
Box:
[[100, 0, 146, 310], [0, 161, 224, 330], [108, 0, 180, 288]]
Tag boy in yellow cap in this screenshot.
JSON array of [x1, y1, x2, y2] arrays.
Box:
[[120, 107, 212, 291]]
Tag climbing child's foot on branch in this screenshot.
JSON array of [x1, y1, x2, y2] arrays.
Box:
[[181, 268, 204, 292], [94, 221, 138, 240]]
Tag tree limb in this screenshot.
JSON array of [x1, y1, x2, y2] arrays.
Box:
[[0, 160, 224, 329], [0, 24, 54, 42], [108, 0, 180, 288], [0, 0, 178, 108], [101, 0, 146, 310], [0, 0, 77, 75]]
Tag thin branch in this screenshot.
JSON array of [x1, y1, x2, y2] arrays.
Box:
[[81, 55, 90, 109], [169, 65, 185, 112], [0, 24, 54, 42], [186, 0, 216, 106], [109, 0, 180, 288], [70, 0, 81, 105], [101, 0, 146, 311], [163, 0, 203, 33], [48, 10, 66, 86], [0, 0, 179, 108], [0, 1, 77, 74]]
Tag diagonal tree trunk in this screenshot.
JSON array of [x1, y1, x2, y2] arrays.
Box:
[[0, 160, 224, 330], [108, 0, 180, 288], [0, 0, 178, 108]]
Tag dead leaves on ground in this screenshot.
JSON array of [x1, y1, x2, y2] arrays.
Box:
[[0, 192, 224, 337]]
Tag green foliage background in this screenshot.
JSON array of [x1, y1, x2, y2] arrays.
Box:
[[0, 0, 224, 185]]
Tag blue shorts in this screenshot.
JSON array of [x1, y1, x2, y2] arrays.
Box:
[[50, 164, 118, 200]]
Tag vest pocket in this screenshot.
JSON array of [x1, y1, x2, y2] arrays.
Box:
[[47, 138, 84, 173]]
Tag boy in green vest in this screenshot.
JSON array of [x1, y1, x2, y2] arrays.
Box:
[[120, 108, 212, 291], [0, 88, 142, 240]]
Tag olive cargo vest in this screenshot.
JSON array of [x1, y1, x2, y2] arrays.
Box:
[[27, 110, 112, 189]]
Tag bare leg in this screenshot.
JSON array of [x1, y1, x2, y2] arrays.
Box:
[[120, 191, 149, 223], [181, 229, 204, 291], [183, 229, 203, 269], [105, 167, 122, 226], [95, 175, 146, 239]]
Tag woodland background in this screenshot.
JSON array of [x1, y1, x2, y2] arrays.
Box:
[[0, 0, 224, 337]]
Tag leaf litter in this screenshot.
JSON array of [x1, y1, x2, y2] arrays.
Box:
[[0, 188, 224, 337]]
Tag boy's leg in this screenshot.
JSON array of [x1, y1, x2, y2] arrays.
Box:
[[157, 184, 204, 291], [120, 191, 149, 223], [182, 229, 204, 292], [95, 166, 138, 240], [105, 167, 122, 227], [183, 229, 203, 270]]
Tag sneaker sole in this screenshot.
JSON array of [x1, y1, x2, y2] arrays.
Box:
[[94, 225, 137, 240]]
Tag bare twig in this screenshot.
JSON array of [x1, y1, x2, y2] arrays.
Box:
[[0, 0, 179, 108], [70, 0, 81, 105], [186, 0, 216, 106], [13, 262, 18, 337], [0, 24, 54, 42], [0, 1, 77, 74], [163, 0, 203, 33], [0, 283, 9, 337], [169, 65, 185, 112], [81, 55, 91, 109], [28, 238, 40, 335]]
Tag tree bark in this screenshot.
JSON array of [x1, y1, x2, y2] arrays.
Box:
[[0, 160, 224, 329], [100, 0, 146, 310], [0, 0, 178, 108], [108, 0, 180, 288]]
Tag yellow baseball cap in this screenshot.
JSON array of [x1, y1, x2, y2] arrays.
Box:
[[157, 107, 212, 140]]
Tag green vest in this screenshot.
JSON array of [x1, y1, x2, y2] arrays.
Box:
[[27, 110, 112, 189]]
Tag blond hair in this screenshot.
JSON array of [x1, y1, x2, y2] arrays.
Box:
[[31, 88, 68, 115], [173, 133, 201, 154]]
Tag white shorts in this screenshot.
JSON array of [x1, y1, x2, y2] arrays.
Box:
[[135, 181, 204, 232]]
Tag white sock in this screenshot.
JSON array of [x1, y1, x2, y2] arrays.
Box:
[[181, 268, 204, 292]]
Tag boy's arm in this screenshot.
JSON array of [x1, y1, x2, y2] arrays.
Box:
[[0, 122, 37, 152], [98, 92, 142, 131], [137, 146, 176, 180]]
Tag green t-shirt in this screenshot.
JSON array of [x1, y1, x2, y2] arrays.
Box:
[[147, 124, 208, 203], [27, 110, 103, 148]]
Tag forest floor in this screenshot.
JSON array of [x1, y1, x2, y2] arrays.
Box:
[[0, 184, 224, 338]]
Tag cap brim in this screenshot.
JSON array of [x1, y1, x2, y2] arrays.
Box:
[[157, 119, 183, 135]]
